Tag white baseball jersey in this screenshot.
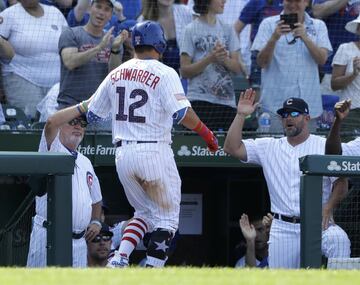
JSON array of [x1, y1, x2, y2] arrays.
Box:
[[27, 131, 102, 267], [89, 58, 191, 144], [242, 134, 350, 268], [89, 58, 190, 232], [342, 137, 360, 156]]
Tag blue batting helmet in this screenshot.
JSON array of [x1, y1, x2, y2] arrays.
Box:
[[131, 21, 167, 54]]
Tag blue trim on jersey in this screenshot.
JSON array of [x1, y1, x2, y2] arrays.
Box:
[[173, 107, 188, 125], [87, 111, 102, 124]]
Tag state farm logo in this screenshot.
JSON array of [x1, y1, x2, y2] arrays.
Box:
[[176, 145, 228, 157], [177, 146, 191, 156], [327, 160, 360, 172], [327, 161, 341, 171]]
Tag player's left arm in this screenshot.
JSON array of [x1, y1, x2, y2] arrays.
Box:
[[86, 201, 102, 241], [322, 177, 348, 230], [87, 75, 112, 123], [44, 100, 90, 149], [86, 172, 103, 241]]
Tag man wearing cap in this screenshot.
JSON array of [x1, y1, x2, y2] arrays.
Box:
[[27, 100, 103, 267], [330, 15, 360, 133], [87, 222, 114, 267], [57, 0, 128, 110], [224, 89, 351, 268]]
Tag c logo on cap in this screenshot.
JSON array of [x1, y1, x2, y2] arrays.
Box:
[[286, 99, 293, 105]]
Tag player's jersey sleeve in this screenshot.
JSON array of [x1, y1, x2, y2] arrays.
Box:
[[38, 129, 64, 153], [88, 75, 112, 119], [159, 68, 191, 117], [342, 138, 360, 156]]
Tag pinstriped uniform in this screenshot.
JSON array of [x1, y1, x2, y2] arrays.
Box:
[[26, 131, 102, 267], [242, 135, 350, 268], [342, 137, 360, 156], [89, 58, 190, 232]]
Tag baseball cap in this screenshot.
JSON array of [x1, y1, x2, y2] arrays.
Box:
[[345, 15, 360, 34], [276, 97, 309, 116], [100, 222, 113, 237], [118, 19, 137, 33], [91, 0, 116, 8]]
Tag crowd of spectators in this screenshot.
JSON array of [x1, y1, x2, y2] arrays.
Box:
[[0, 0, 359, 133]]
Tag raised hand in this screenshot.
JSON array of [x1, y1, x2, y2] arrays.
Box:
[[112, 30, 129, 51], [239, 214, 256, 241], [210, 41, 228, 64], [292, 23, 306, 40], [98, 27, 114, 51], [334, 99, 351, 122], [237, 88, 258, 116], [272, 20, 291, 41], [262, 213, 273, 233]]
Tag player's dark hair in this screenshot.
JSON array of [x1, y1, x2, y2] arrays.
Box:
[[135, 45, 157, 54], [194, 0, 210, 15]]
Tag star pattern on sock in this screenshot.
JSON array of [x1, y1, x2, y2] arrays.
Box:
[[154, 240, 169, 252]]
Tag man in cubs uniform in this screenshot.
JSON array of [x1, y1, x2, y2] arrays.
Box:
[[27, 103, 103, 267], [326, 99, 360, 156], [87, 21, 218, 267], [224, 90, 351, 268]]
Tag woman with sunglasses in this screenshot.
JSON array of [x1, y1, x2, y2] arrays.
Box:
[[27, 100, 103, 268], [224, 89, 350, 268]]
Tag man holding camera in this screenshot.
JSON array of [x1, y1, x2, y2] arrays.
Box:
[[251, 0, 332, 132]]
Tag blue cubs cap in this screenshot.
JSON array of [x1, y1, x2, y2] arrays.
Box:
[[276, 97, 309, 115]]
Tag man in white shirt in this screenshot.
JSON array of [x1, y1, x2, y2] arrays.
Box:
[[224, 89, 351, 268], [27, 100, 103, 267]]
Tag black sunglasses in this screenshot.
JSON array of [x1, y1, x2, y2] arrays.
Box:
[[91, 234, 112, 243], [280, 111, 303, 118], [68, 118, 88, 128]]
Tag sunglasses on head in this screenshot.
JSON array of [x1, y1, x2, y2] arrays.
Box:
[[280, 111, 303, 119], [68, 118, 88, 128], [91, 234, 112, 243]]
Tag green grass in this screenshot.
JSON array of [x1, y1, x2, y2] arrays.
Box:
[[1, 268, 359, 285]]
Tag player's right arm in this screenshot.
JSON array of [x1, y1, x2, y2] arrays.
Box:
[[325, 99, 351, 155], [224, 88, 258, 161], [60, 27, 114, 71], [179, 108, 218, 152], [44, 101, 89, 149]]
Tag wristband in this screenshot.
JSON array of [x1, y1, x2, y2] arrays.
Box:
[[76, 104, 84, 115], [111, 48, 121, 54], [90, 219, 102, 227], [192, 121, 210, 138]]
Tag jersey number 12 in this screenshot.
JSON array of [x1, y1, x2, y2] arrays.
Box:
[[116, 86, 148, 123]]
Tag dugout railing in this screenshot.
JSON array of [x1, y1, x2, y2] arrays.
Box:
[[299, 154, 360, 268], [0, 151, 74, 266]]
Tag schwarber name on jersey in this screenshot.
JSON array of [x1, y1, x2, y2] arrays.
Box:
[[89, 58, 190, 144]]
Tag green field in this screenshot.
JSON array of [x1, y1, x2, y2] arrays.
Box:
[[1, 268, 359, 285]]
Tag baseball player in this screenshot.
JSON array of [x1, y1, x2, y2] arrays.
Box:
[[326, 99, 360, 156], [86, 20, 218, 268], [224, 89, 351, 268], [27, 102, 103, 267]]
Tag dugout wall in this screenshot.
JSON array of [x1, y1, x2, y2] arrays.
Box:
[[0, 132, 359, 267]]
